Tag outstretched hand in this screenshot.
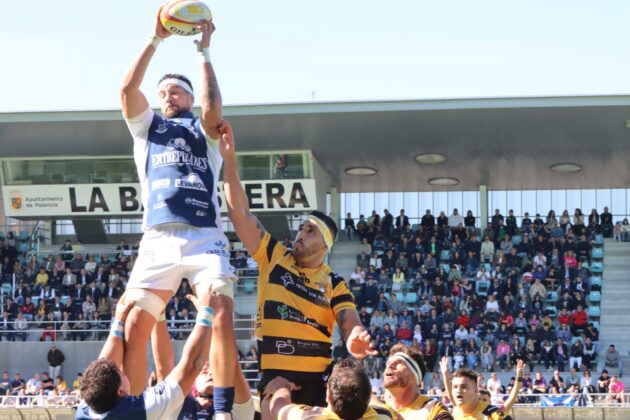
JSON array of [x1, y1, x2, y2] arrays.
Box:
[[218, 120, 235, 159], [347, 327, 379, 359], [186, 285, 219, 311], [154, 6, 171, 39], [440, 356, 450, 377], [194, 19, 215, 51]]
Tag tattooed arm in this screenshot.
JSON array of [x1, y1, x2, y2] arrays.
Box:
[[197, 19, 223, 139], [218, 121, 265, 254]]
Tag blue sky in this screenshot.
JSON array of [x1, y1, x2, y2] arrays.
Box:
[[1, 0, 629, 112]]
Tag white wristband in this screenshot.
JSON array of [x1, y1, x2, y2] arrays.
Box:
[[149, 35, 164, 49], [199, 47, 211, 63]]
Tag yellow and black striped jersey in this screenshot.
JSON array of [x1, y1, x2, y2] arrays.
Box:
[[395, 395, 453, 420], [452, 401, 512, 420], [278, 403, 397, 419], [253, 233, 356, 373]]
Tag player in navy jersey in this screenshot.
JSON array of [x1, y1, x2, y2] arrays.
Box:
[[76, 286, 219, 420], [119, 6, 236, 414]]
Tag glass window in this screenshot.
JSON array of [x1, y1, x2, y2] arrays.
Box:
[[374, 193, 390, 214], [490, 191, 506, 214], [551, 190, 566, 215], [521, 191, 536, 217], [463, 192, 479, 223], [611, 189, 627, 222], [596, 189, 611, 213], [566, 190, 581, 213], [433, 192, 447, 216], [360, 193, 375, 216], [581, 190, 596, 214], [419, 192, 433, 215], [447, 192, 462, 216], [506, 191, 522, 217], [404, 193, 419, 224], [390, 193, 404, 215], [536, 190, 551, 216]]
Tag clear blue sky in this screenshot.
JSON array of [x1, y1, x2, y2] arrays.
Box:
[[1, 0, 629, 112]]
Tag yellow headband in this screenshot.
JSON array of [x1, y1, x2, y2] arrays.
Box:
[[306, 216, 334, 251]]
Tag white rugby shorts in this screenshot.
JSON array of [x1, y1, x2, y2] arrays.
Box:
[[127, 223, 236, 298]]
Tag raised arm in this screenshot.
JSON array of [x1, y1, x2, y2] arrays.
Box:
[[336, 308, 378, 360], [440, 356, 455, 405], [168, 288, 218, 393], [98, 295, 135, 368], [195, 20, 222, 139], [503, 359, 524, 413], [218, 121, 266, 254], [120, 8, 170, 119]]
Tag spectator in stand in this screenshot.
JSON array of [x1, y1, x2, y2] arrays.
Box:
[[59, 240, 73, 262], [605, 345, 623, 377], [496, 339, 510, 371], [553, 338, 568, 372], [480, 236, 494, 263], [608, 375, 625, 403], [34, 267, 49, 294], [549, 370, 565, 393], [69, 253, 85, 275], [533, 371, 548, 394], [0, 312, 14, 341], [395, 209, 409, 233], [571, 305, 588, 335], [0, 371, 10, 395], [396, 321, 412, 346], [598, 369, 611, 394], [40, 372, 55, 394], [14, 312, 28, 341], [47, 344, 65, 380]]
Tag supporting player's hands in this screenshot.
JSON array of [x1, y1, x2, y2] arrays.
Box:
[[154, 6, 171, 39], [218, 120, 235, 159], [264, 376, 301, 399], [114, 293, 135, 323], [515, 359, 524, 378], [440, 356, 450, 377], [347, 326, 379, 359], [186, 285, 219, 311], [194, 19, 215, 51]]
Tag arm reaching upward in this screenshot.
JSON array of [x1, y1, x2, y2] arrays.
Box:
[[218, 121, 267, 254]]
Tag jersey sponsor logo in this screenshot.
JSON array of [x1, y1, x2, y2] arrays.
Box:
[[262, 335, 331, 358], [151, 178, 171, 190], [151, 138, 209, 172], [184, 197, 209, 209], [264, 300, 331, 336], [175, 173, 207, 191], [155, 123, 168, 134], [206, 241, 230, 258], [196, 210, 207, 217], [269, 267, 330, 307]]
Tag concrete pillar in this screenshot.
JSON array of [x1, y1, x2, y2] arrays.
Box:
[[329, 187, 341, 238], [479, 185, 488, 230]]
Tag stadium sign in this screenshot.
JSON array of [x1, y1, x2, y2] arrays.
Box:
[[2, 179, 317, 217]]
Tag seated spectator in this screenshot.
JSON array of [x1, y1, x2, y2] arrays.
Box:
[[529, 277, 546, 300], [605, 344, 623, 377], [391, 267, 406, 293], [533, 371, 548, 394], [549, 370, 565, 393], [396, 321, 412, 345], [598, 369, 611, 393], [608, 375, 625, 403], [553, 338, 569, 372]]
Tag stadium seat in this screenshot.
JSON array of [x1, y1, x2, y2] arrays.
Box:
[[440, 250, 451, 262], [0, 284, 11, 295], [482, 263, 492, 272], [512, 235, 522, 246], [546, 291, 558, 304], [18, 243, 29, 253], [590, 276, 602, 290], [404, 292, 417, 304], [475, 281, 489, 297], [591, 321, 600, 331], [588, 291, 601, 304], [243, 278, 256, 294], [591, 247, 604, 259], [588, 306, 600, 319], [591, 262, 603, 274], [411, 224, 420, 232], [18, 230, 30, 241], [545, 306, 557, 318], [594, 234, 604, 246], [396, 293, 404, 302], [440, 263, 451, 273], [0, 232, 4, 240]]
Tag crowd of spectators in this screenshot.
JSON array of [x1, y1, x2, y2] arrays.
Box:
[[343, 207, 615, 388], [0, 367, 82, 406], [0, 237, 204, 342]]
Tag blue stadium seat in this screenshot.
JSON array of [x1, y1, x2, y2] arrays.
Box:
[[482, 263, 492, 272], [440, 263, 451, 273], [0, 232, 4, 240], [0, 284, 11, 295], [396, 293, 404, 302], [588, 291, 601, 304], [440, 250, 451, 262], [18, 243, 29, 253], [591, 262, 603, 274], [594, 234, 604, 246], [588, 306, 600, 319], [591, 247, 604, 259], [546, 291, 558, 304], [18, 230, 30, 241], [404, 292, 417, 304], [411, 224, 420, 232], [243, 278, 256, 294], [512, 235, 522, 246], [590, 276, 602, 290], [475, 281, 489, 297], [546, 306, 557, 318]]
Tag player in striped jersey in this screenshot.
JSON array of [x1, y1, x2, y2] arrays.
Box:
[[267, 359, 398, 420], [383, 344, 453, 420], [218, 121, 376, 417]]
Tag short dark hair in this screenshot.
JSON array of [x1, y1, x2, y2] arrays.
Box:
[[479, 389, 491, 397], [327, 359, 371, 420], [308, 210, 338, 240], [80, 359, 121, 414], [157, 73, 194, 93], [452, 368, 478, 385]]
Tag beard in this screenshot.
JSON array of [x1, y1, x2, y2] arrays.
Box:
[[383, 375, 409, 389], [163, 104, 189, 119]]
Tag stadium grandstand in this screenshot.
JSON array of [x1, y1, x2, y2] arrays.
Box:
[[1, 96, 630, 418]]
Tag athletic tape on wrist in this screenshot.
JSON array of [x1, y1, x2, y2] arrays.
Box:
[[110, 320, 124, 339], [149, 35, 164, 49], [195, 307, 215, 327], [198, 47, 211, 63]]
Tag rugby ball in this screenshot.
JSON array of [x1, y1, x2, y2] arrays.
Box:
[[160, 0, 212, 36]]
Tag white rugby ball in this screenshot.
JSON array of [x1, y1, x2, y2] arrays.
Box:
[[160, 0, 212, 36]]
